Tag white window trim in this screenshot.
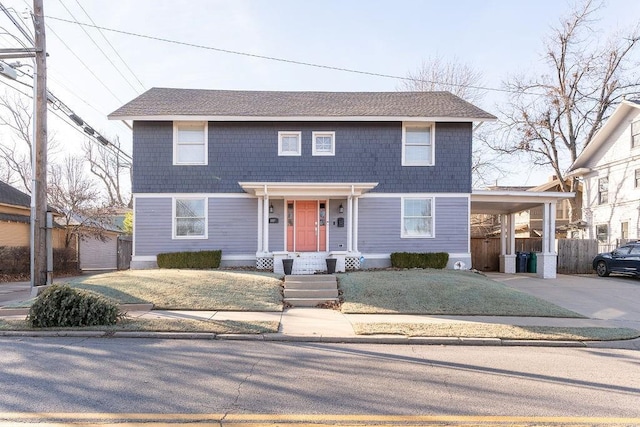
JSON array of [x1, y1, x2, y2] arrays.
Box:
[[172, 197, 208, 240], [632, 120, 640, 149], [278, 131, 302, 156], [173, 121, 208, 165], [401, 196, 435, 238], [402, 122, 435, 166], [312, 131, 335, 156]]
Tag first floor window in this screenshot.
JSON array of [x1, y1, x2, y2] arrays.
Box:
[[402, 198, 433, 238], [278, 131, 301, 156], [174, 198, 207, 238], [598, 177, 608, 204], [402, 123, 434, 166], [595, 224, 608, 243], [174, 122, 207, 165], [632, 120, 640, 148], [635, 169, 640, 188]]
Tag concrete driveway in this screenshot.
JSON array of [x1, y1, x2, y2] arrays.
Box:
[[487, 272, 640, 330]]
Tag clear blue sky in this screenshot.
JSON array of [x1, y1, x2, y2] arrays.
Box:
[[0, 0, 638, 186]]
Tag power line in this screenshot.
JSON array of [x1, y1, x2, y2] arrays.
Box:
[[44, 14, 538, 96], [72, 0, 145, 91], [57, 0, 142, 94]]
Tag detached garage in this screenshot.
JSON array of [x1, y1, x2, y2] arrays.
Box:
[[78, 231, 126, 271]]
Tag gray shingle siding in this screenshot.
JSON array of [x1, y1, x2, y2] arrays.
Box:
[[133, 121, 472, 194], [358, 196, 469, 253]]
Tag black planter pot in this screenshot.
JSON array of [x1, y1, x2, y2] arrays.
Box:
[[282, 258, 294, 275], [326, 258, 337, 274]]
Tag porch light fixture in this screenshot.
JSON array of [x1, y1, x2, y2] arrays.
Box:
[[338, 204, 344, 214], [269, 203, 274, 214]]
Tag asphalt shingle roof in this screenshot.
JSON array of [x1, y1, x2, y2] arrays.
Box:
[[0, 181, 30, 208], [109, 88, 496, 120]]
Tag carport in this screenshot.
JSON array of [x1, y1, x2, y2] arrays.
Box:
[[471, 190, 574, 279]]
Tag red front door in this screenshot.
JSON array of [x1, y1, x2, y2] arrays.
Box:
[[295, 201, 317, 251]]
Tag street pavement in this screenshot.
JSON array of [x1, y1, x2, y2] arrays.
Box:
[[1, 272, 639, 349]]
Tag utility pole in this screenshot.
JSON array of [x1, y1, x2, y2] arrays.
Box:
[[31, 0, 49, 290]]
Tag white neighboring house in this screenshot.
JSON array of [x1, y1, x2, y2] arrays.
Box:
[[569, 99, 640, 246]]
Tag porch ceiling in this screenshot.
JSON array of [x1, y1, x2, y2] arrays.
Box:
[[471, 190, 574, 215], [239, 182, 379, 197]]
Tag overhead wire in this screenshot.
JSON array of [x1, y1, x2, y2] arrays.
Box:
[[72, 0, 145, 91], [44, 14, 545, 96], [56, 0, 142, 94]]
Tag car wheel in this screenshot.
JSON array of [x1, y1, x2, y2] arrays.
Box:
[[596, 261, 610, 277]]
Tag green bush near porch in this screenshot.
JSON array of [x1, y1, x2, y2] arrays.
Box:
[[157, 250, 222, 269], [390, 252, 449, 269]]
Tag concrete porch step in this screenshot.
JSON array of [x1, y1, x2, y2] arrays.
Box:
[[283, 275, 339, 307], [283, 297, 340, 307], [284, 289, 339, 299]]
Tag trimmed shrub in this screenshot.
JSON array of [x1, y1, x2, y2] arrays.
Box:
[[390, 252, 449, 269], [27, 284, 122, 328], [156, 250, 222, 269], [0, 246, 78, 274]]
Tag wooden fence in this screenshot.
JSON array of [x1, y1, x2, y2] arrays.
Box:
[[117, 235, 133, 270], [471, 238, 598, 274]]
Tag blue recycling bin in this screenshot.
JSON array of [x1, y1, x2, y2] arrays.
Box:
[[516, 252, 529, 273]]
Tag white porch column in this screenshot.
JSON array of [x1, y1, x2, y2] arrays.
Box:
[[500, 213, 517, 274], [257, 196, 263, 253], [263, 196, 270, 253], [347, 196, 353, 252], [537, 201, 557, 279], [353, 197, 359, 252]]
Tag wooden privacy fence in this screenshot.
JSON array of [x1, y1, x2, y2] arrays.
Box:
[[471, 238, 598, 274], [557, 239, 598, 274]]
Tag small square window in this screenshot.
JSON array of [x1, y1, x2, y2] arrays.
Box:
[[278, 131, 301, 156], [312, 131, 335, 156], [403, 123, 434, 166], [173, 198, 207, 239], [174, 122, 207, 165]]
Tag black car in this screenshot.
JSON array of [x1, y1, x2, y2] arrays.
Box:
[[593, 242, 640, 277]]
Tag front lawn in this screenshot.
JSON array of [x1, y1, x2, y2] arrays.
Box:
[[339, 270, 583, 317], [67, 270, 283, 311]]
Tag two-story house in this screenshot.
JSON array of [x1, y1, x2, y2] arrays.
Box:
[[109, 88, 495, 273], [568, 99, 640, 246]]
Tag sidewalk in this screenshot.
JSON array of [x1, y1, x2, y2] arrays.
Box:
[[1, 273, 640, 349]]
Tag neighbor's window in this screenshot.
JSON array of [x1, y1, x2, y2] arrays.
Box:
[[635, 169, 640, 188], [598, 177, 608, 204], [632, 121, 640, 148], [402, 197, 433, 238], [595, 224, 608, 243], [173, 198, 207, 239], [312, 131, 335, 156], [402, 123, 434, 166], [173, 122, 207, 165], [278, 131, 301, 156], [621, 222, 629, 241]]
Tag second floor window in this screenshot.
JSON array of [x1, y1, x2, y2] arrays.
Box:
[[312, 131, 335, 156], [598, 177, 608, 205], [174, 122, 207, 165], [632, 120, 640, 148], [402, 123, 434, 166], [278, 131, 301, 156]]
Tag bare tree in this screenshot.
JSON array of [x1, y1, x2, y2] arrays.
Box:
[[48, 155, 116, 249], [495, 0, 640, 219], [398, 55, 485, 104], [399, 55, 504, 187], [0, 91, 58, 193], [83, 137, 132, 207]]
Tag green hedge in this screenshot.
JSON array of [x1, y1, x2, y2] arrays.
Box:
[[27, 284, 122, 328], [390, 252, 449, 269], [156, 250, 222, 269]]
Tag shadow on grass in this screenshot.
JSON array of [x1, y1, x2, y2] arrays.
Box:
[[71, 283, 148, 304]]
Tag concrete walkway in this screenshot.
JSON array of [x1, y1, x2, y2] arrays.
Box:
[[1, 272, 640, 349]]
